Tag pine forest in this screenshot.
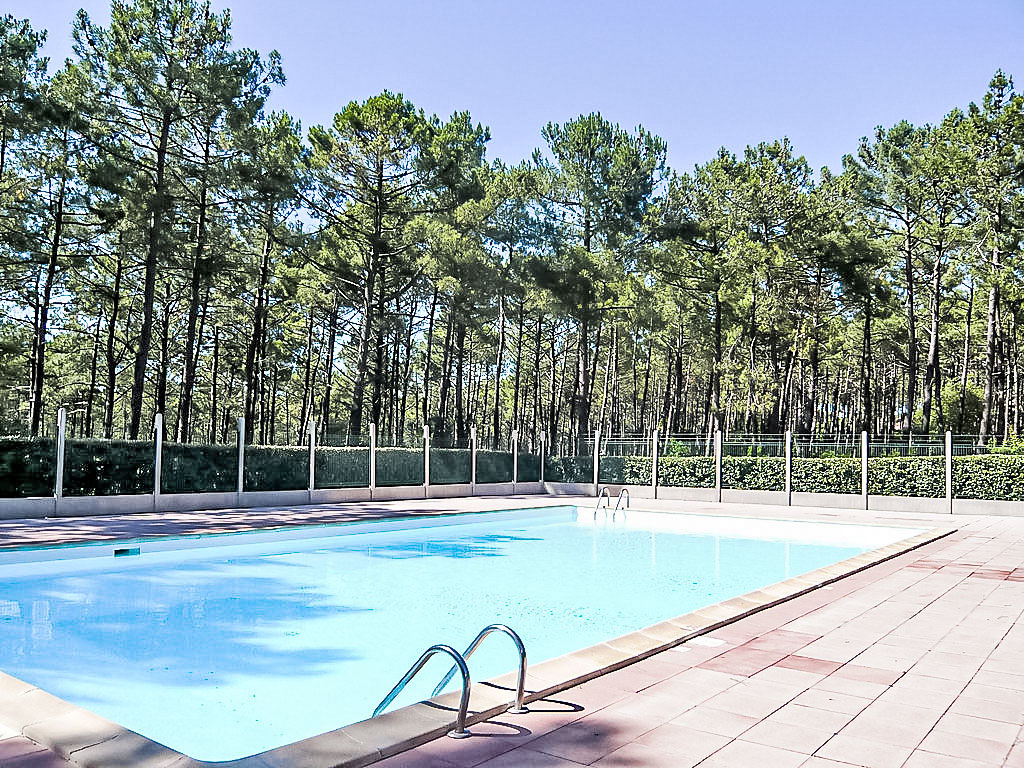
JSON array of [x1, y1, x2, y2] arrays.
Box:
[[3, 1, 1024, 455]]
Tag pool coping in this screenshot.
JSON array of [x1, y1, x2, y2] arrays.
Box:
[[0, 511, 955, 768]]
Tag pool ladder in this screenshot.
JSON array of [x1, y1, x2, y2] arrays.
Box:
[[594, 486, 629, 519], [372, 623, 528, 738]]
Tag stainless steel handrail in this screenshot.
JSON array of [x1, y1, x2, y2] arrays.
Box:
[[594, 486, 611, 518], [433, 623, 529, 714], [373, 644, 472, 739], [613, 488, 630, 517]]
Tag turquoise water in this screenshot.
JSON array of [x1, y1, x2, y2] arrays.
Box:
[[0, 507, 911, 759]]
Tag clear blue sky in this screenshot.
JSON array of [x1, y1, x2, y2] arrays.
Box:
[[13, 0, 1024, 174]]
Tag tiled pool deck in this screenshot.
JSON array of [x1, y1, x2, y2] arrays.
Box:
[[2, 497, 1024, 767]]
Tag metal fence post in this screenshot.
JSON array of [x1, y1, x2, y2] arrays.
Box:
[[714, 429, 722, 502], [423, 424, 430, 494], [369, 423, 377, 494], [512, 429, 519, 492], [651, 428, 659, 499], [784, 429, 792, 506], [470, 425, 477, 492], [861, 431, 869, 510], [308, 419, 316, 495], [54, 408, 66, 514], [592, 428, 601, 494], [153, 413, 163, 511], [538, 431, 546, 487], [236, 416, 245, 499], [945, 430, 953, 514]]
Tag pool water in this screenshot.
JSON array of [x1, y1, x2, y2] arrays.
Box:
[[0, 507, 917, 759]]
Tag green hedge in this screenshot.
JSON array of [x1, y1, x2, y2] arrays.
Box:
[[792, 458, 860, 494], [722, 457, 784, 490], [244, 445, 308, 491], [315, 447, 370, 488], [477, 450, 513, 483], [64, 438, 154, 496], [545, 455, 593, 483], [375, 447, 424, 486], [6, 438, 1024, 502], [953, 455, 1024, 501], [162, 442, 238, 493], [518, 453, 541, 482], [868, 457, 944, 497], [0, 437, 56, 497], [430, 448, 471, 484]]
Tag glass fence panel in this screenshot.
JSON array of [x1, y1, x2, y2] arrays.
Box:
[[316, 433, 370, 489], [430, 445, 471, 484], [517, 453, 540, 482], [244, 445, 308, 491], [544, 455, 593, 483], [162, 442, 238, 493], [0, 437, 57, 497], [375, 436, 424, 486], [477, 450, 513, 483], [64, 438, 154, 496], [791, 458, 861, 494], [656, 456, 715, 487], [867, 456, 944, 498]]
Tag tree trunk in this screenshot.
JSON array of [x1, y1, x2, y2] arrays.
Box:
[[129, 107, 173, 440], [29, 142, 67, 436]]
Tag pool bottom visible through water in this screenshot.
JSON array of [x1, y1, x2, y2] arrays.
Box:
[[0, 507, 911, 760]]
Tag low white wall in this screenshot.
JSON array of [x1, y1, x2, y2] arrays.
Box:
[[868, 494, 947, 514], [473, 482, 516, 497], [953, 498, 1024, 516], [654, 486, 718, 502], [427, 483, 472, 498], [791, 491, 865, 510], [544, 482, 594, 496], [722, 489, 788, 506], [371, 484, 426, 501], [310, 487, 372, 504], [58, 494, 153, 517], [158, 492, 239, 513], [0, 497, 55, 520]]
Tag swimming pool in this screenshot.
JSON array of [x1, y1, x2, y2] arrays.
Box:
[[0, 505, 923, 760]]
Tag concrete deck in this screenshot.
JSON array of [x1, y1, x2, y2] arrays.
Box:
[[2, 498, 1023, 767]]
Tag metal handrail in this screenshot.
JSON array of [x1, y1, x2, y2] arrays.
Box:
[[613, 488, 630, 517], [373, 644, 472, 739], [433, 624, 529, 714], [594, 486, 611, 518]]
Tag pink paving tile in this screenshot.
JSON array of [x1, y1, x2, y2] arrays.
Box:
[[745, 630, 822, 654], [741, 719, 837, 754], [669, 706, 759, 738], [777, 655, 843, 675], [699, 688, 788, 719], [698, 647, 784, 677], [931, 712, 1020, 744], [527, 712, 650, 764], [592, 740, 705, 768], [699, 739, 808, 768], [766, 703, 855, 733], [792, 688, 872, 716], [815, 732, 914, 768], [832, 664, 902, 686], [837, 701, 941, 748], [0, 737, 48, 762], [749, 666, 824, 696], [597, 723, 730, 765], [382, 718, 536, 767], [798, 758, 863, 768], [901, 751, 1001, 768], [475, 746, 588, 767], [916, 729, 1014, 765]]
